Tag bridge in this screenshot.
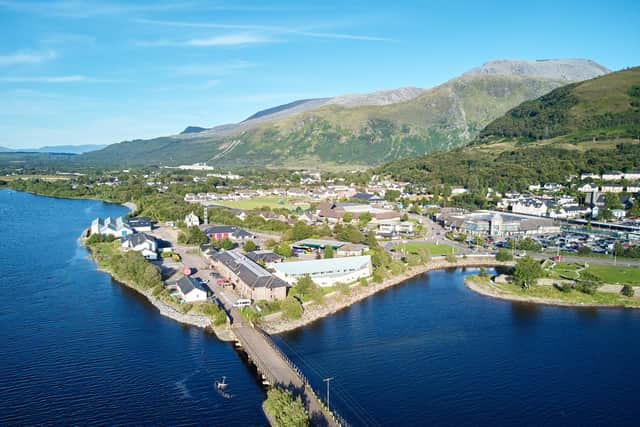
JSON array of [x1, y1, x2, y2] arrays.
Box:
[[208, 278, 346, 427]]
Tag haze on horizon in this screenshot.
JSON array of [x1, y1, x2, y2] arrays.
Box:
[[0, 0, 638, 149]]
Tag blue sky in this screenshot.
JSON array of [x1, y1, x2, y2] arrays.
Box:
[[1, 0, 638, 148]]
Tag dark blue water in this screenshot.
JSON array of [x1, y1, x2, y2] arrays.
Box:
[[276, 268, 640, 426], [0, 190, 267, 426]]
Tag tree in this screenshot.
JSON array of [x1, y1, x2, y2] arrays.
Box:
[[384, 189, 401, 202], [358, 212, 372, 226], [242, 240, 257, 253], [513, 256, 545, 289], [604, 192, 623, 210], [264, 387, 309, 427], [290, 275, 324, 304], [495, 249, 513, 262], [212, 237, 234, 250], [577, 245, 592, 255], [274, 242, 292, 258], [598, 207, 613, 221], [613, 242, 625, 257], [177, 226, 208, 245], [336, 281, 350, 296], [323, 245, 334, 259], [628, 201, 640, 219], [342, 212, 353, 223], [281, 296, 304, 320]]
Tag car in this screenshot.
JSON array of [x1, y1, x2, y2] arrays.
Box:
[[232, 298, 252, 308]]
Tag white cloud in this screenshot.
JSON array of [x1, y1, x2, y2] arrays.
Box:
[[138, 33, 272, 47], [0, 75, 86, 83], [0, 0, 186, 18], [135, 18, 393, 42], [0, 50, 57, 66]]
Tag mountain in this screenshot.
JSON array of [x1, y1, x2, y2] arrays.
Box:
[[0, 144, 106, 154], [378, 66, 640, 194], [180, 126, 208, 135], [79, 59, 610, 169]]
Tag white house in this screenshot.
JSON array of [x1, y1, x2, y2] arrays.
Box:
[[451, 186, 468, 195], [91, 216, 134, 238], [624, 170, 640, 181], [121, 232, 158, 260], [601, 185, 624, 193], [602, 171, 624, 181], [580, 172, 600, 181], [127, 217, 152, 232], [184, 211, 200, 227], [578, 183, 599, 193], [175, 276, 208, 302], [626, 186, 640, 193], [511, 198, 548, 217], [612, 209, 627, 219], [273, 255, 372, 287]]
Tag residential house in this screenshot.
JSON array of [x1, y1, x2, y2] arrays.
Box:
[[451, 186, 468, 195], [612, 209, 627, 219], [601, 185, 624, 193], [211, 251, 288, 300], [91, 216, 134, 238], [245, 250, 284, 267], [173, 276, 208, 303], [121, 232, 158, 260], [578, 183, 599, 193], [511, 198, 548, 217], [272, 255, 372, 287], [580, 172, 600, 181], [336, 243, 368, 257], [205, 226, 254, 242], [127, 217, 152, 232], [602, 171, 624, 181], [184, 211, 200, 227], [624, 169, 640, 181]]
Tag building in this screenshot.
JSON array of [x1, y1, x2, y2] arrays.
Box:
[[578, 183, 599, 193], [121, 232, 158, 260], [90, 216, 134, 238], [205, 225, 254, 241], [624, 169, 640, 181], [292, 238, 345, 253], [336, 243, 368, 257], [184, 211, 200, 227], [317, 202, 400, 224], [602, 171, 624, 181], [127, 217, 152, 232], [352, 192, 385, 204], [211, 251, 288, 300], [439, 210, 560, 238], [272, 255, 372, 287], [511, 198, 549, 216], [173, 276, 208, 303], [245, 250, 284, 267], [580, 172, 600, 181]]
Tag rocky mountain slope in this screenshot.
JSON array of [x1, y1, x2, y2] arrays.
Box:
[[80, 59, 610, 169]]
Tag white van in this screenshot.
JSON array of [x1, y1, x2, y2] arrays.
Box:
[[232, 298, 252, 308]]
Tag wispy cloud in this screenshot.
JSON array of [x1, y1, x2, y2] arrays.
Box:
[[137, 33, 272, 47], [0, 0, 186, 18], [0, 75, 121, 83], [171, 60, 255, 75], [136, 18, 393, 42], [0, 50, 57, 66]]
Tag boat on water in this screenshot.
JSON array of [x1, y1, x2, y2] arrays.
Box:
[[215, 376, 228, 391]]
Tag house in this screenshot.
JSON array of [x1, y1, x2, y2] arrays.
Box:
[[451, 187, 468, 195], [352, 192, 385, 204], [624, 169, 640, 181], [174, 276, 208, 303], [601, 185, 624, 193], [184, 211, 200, 227], [91, 216, 134, 238], [121, 232, 158, 260], [336, 243, 368, 257], [292, 238, 345, 253], [510, 198, 549, 216], [580, 172, 600, 181], [626, 186, 640, 193], [127, 217, 152, 232], [211, 251, 288, 300], [612, 209, 627, 219], [317, 202, 400, 224], [245, 250, 284, 267], [602, 171, 624, 181], [272, 255, 372, 287], [205, 225, 254, 241], [578, 183, 599, 193]]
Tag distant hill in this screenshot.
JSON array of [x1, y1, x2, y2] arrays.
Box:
[[79, 58, 610, 169], [180, 126, 208, 135], [378, 67, 640, 194], [0, 144, 106, 154]]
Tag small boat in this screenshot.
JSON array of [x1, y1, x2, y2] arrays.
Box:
[[215, 376, 228, 391]]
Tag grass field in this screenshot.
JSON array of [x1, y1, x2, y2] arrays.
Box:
[[585, 265, 640, 285], [394, 241, 456, 256], [217, 197, 310, 211]]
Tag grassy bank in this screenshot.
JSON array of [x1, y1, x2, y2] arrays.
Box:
[[467, 275, 640, 308]]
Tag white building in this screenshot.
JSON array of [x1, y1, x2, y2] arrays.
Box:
[[612, 209, 627, 219], [578, 183, 599, 193], [121, 232, 158, 260], [580, 172, 600, 181], [91, 216, 134, 238], [273, 255, 372, 287], [174, 276, 208, 302], [601, 185, 624, 193], [184, 211, 200, 227], [602, 171, 624, 181], [511, 198, 548, 217], [624, 170, 640, 181]]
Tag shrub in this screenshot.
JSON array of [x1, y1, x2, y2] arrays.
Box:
[[281, 296, 303, 320], [264, 387, 309, 427], [496, 249, 513, 262], [336, 282, 351, 296], [359, 277, 369, 287], [242, 240, 257, 253], [446, 253, 457, 263], [621, 284, 635, 297], [576, 281, 599, 295]]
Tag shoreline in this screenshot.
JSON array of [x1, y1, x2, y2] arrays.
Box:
[[261, 257, 514, 334], [464, 276, 640, 310], [83, 238, 236, 341]]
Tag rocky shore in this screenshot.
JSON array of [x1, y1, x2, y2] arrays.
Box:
[[261, 256, 513, 334]]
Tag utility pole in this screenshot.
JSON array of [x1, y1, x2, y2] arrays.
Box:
[[323, 377, 334, 412]]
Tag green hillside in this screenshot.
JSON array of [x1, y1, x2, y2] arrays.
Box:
[[79, 75, 576, 169], [379, 67, 640, 196], [479, 67, 640, 141]]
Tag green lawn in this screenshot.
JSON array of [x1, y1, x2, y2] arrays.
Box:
[[585, 264, 640, 285], [217, 197, 309, 211], [394, 241, 456, 256]]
